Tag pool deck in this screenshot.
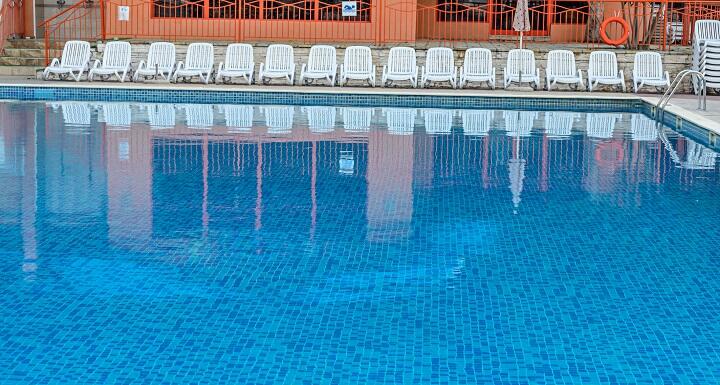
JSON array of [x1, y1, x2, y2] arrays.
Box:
[[1, 76, 718, 135]]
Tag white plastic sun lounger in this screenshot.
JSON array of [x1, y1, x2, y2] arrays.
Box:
[[88, 41, 132, 83], [382, 47, 418, 88], [173, 43, 214, 84], [423, 109, 454, 134], [300, 45, 337, 86], [216, 44, 255, 85], [459, 48, 495, 89], [504, 110, 538, 137], [383, 108, 417, 135], [43, 40, 92, 81], [544, 111, 577, 138], [545, 50, 584, 91], [461, 110, 494, 136], [182, 104, 214, 129], [133, 42, 176, 82], [304, 106, 336, 133], [341, 107, 374, 132], [588, 51, 626, 92], [219, 105, 254, 132], [145, 104, 176, 130], [259, 44, 296, 85], [421, 47, 457, 88], [632, 52, 670, 93], [504, 49, 540, 90], [586, 113, 621, 139], [263, 106, 295, 134], [340, 46, 376, 87], [630, 114, 658, 141]]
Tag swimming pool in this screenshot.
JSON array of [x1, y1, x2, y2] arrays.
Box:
[[0, 100, 718, 384]]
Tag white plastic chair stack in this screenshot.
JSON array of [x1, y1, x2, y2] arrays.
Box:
[[632, 52, 670, 93], [173, 43, 214, 84], [503, 110, 538, 137], [341, 107, 373, 132], [586, 113, 621, 139], [146, 104, 176, 130], [216, 44, 255, 85], [220, 105, 254, 133], [340, 46, 376, 87], [544, 111, 577, 139], [300, 45, 337, 86], [692, 20, 720, 94], [588, 51, 626, 92], [384, 108, 417, 135], [263, 106, 295, 134], [43, 40, 92, 81], [304, 106, 336, 133], [133, 42, 176, 82], [421, 47, 457, 88], [503, 49, 540, 90], [101, 103, 132, 129], [545, 50, 584, 91], [182, 104, 214, 130], [423, 109, 454, 134], [630, 114, 658, 141], [461, 110, 494, 136], [459, 48, 495, 89], [88, 41, 132, 83], [259, 44, 296, 85], [382, 47, 418, 88]]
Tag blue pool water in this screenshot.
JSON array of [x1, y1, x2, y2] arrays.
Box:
[[0, 101, 719, 385]]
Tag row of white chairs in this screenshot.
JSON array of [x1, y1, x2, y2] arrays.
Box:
[[43, 41, 669, 92]]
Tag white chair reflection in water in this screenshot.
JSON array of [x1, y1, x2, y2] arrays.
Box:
[[503, 110, 538, 137], [630, 114, 658, 141], [383, 108, 417, 135], [52, 102, 92, 128], [303, 106, 336, 133], [461, 110, 494, 137], [182, 104, 214, 130], [544, 111, 577, 139], [682, 141, 718, 169], [144, 104, 176, 130], [100, 103, 132, 129], [219, 105, 254, 133], [341, 107, 374, 132], [262, 106, 295, 134], [586, 113, 622, 139], [423, 109, 454, 135]]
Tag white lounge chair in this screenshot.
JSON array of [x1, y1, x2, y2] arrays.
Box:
[[588, 51, 626, 92], [88, 41, 132, 82], [145, 104, 176, 129], [216, 43, 255, 85], [43, 40, 92, 81], [382, 47, 418, 88], [461, 110, 494, 136], [384, 108, 416, 135], [632, 52, 670, 93], [341, 107, 373, 132], [300, 45, 337, 86], [421, 47, 457, 88], [504, 110, 537, 137], [100, 103, 132, 129], [304, 106, 336, 133], [503, 49, 540, 90], [544, 111, 577, 138], [630, 114, 658, 141], [133, 42, 176, 82], [259, 44, 295, 85], [545, 50, 584, 91], [586, 113, 621, 139], [220, 105, 254, 132], [263, 106, 294, 134], [173, 43, 214, 84], [340, 46, 376, 87], [459, 48, 495, 89], [423, 109, 454, 134], [182, 104, 214, 129]]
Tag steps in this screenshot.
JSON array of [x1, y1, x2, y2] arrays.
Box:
[[0, 38, 46, 76]]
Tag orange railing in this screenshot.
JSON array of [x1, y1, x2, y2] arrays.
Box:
[[39, 0, 105, 65], [0, 0, 25, 54]]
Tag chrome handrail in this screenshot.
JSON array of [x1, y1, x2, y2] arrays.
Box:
[[655, 69, 706, 122]]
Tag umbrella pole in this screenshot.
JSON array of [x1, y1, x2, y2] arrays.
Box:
[[519, 31, 524, 49]]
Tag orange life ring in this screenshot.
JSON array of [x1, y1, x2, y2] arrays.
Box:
[[600, 17, 631, 46], [594, 142, 625, 167]]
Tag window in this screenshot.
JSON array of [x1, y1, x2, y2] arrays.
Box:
[[318, 0, 371, 22], [154, 0, 372, 20], [553, 1, 589, 24], [153, 0, 204, 18], [437, 0, 488, 22]]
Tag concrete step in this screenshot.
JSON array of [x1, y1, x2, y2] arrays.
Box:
[[5, 38, 45, 50], [3, 48, 46, 58], [0, 57, 45, 66], [0, 66, 41, 76]]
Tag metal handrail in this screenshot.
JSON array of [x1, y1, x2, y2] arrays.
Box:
[[655, 69, 706, 122]]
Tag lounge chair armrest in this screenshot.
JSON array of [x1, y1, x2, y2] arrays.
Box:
[[492, 67, 496, 77], [664, 71, 670, 81], [218, 62, 224, 72], [137, 60, 146, 70], [176, 61, 185, 71], [301, 63, 307, 74], [49, 58, 60, 67], [91, 59, 101, 70], [619, 69, 625, 80]]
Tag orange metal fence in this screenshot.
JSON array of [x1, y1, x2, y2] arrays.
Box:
[[41, 0, 720, 65], [0, 0, 25, 54]]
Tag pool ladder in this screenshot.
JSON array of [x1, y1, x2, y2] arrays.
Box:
[[654, 70, 707, 122]]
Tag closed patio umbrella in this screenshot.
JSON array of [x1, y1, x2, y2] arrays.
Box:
[[512, 0, 531, 49]]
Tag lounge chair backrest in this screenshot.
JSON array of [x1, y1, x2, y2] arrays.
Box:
[[693, 20, 720, 46], [265, 44, 294, 72], [307, 45, 336, 72], [463, 48, 493, 76], [344, 46, 373, 74], [224, 43, 254, 71], [546, 50, 577, 77], [185, 43, 214, 70], [386, 47, 417, 75], [60, 40, 92, 68], [425, 47, 454, 75], [101, 41, 131, 69], [506, 49, 536, 77], [147, 42, 176, 71], [588, 51, 619, 78], [634, 52, 664, 80]]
